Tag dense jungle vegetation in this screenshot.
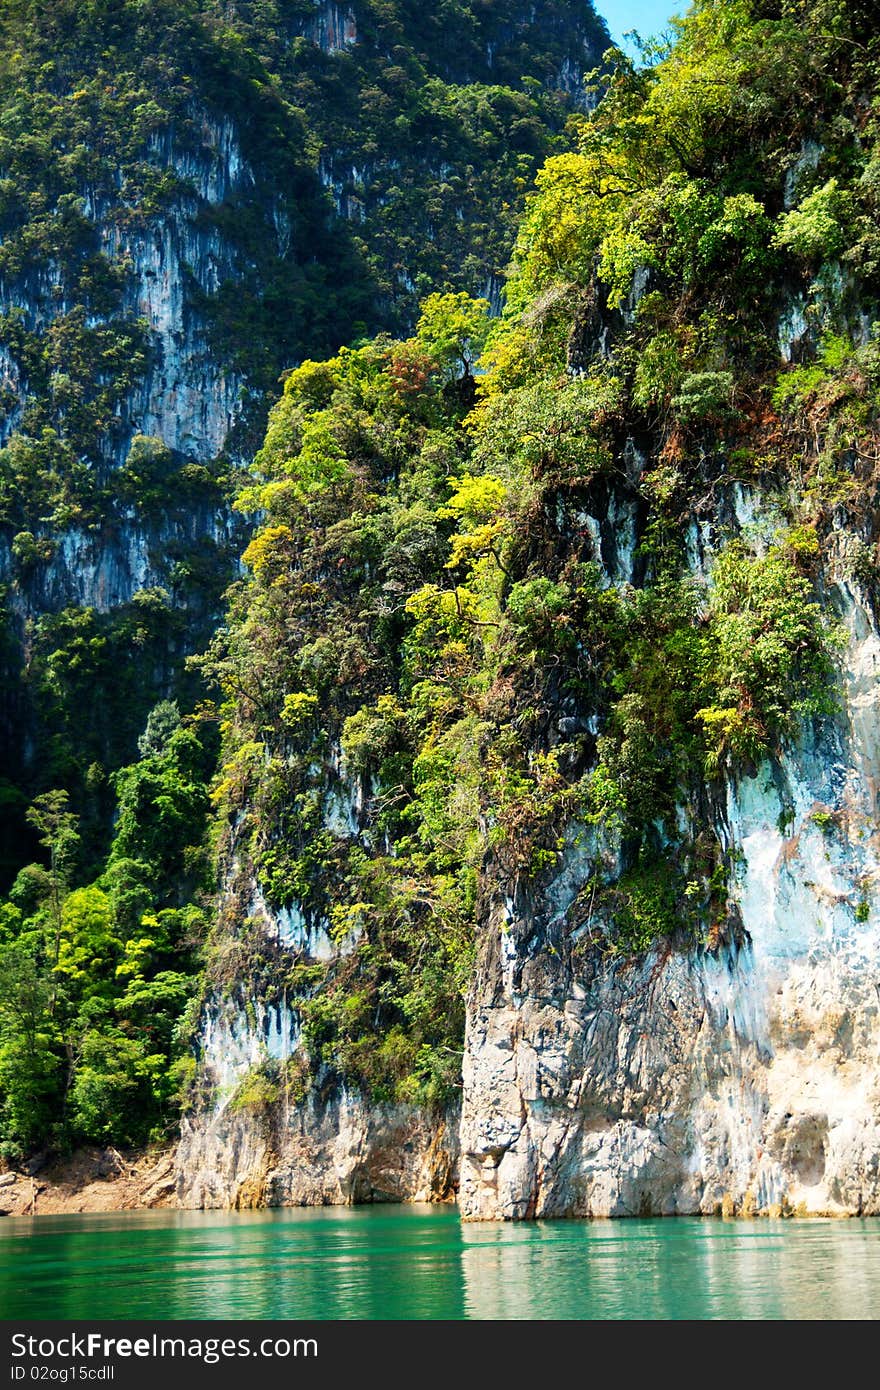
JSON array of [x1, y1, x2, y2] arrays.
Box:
[[3, 0, 880, 1156]]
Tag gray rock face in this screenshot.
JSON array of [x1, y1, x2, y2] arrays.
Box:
[[176, 992, 457, 1208], [166, 63, 880, 1226], [177, 1094, 458, 1209], [0, 112, 249, 620], [0, 506, 238, 618], [302, 2, 358, 55], [177, 747, 462, 1209], [106, 117, 248, 466], [0, 114, 247, 474], [458, 568, 880, 1219]]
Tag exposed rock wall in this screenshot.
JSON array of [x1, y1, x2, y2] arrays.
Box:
[[0, 113, 248, 474], [176, 475, 880, 1218], [105, 117, 248, 466], [169, 15, 880, 1222], [0, 109, 251, 634], [458, 559, 880, 1219], [176, 991, 457, 1209], [302, 2, 358, 54], [0, 508, 238, 618]]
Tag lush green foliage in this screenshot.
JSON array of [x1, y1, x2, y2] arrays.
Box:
[[204, 310, 489, 1104], [0, 0, 607, 906], [146, 0, 880, 1136], [206, 315, 838, 1108], [199, 0, 878, 1117], [0, 0, 604, 526], [0, 710, 215, 1157]]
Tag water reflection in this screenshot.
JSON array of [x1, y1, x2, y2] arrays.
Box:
[[459, 1217, 880, 1319], [0, 1206, 467, 1320], [0, 1207, 878, 1320]]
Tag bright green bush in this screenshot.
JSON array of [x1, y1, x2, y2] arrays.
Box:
[[774, 180, 849, 262]]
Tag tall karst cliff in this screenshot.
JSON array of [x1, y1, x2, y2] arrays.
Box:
[[178, 0, 880, 1217], [7, 0, 880, 1220]]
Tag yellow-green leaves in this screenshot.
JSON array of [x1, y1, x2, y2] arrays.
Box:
[[446, 520, 508, 571], [438, 472, 509, 573], [280, 691, 320, 732], [55, 885, 116, 989], [241, 524, 293, 581], [508, 151, 629, 310], [470, 376, 616, 483], [405, 582, 479, 627], [774, 179, 849, 263], [698, 535, 837, 774], [341, 695, 408, 775], [694, 705, 764, 778], [437, 472, 507, 523], [414, 291, 490, 381], [598, 224, 656, 309], [258, 412, 349, 501], [211, 740, 266, 811]]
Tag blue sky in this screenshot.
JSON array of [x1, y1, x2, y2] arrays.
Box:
[[598, 1, 687, 48]]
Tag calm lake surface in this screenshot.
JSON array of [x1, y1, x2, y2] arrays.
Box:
[[1, 1206, 878, 1320]]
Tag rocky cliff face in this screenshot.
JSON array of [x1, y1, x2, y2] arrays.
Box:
[[303, 2, 358, 54], [96, 117, 248, 469], [1, 0, 608, 889], [0, 0, 606, 670], [176, 989, 458, 1209], [0, 509, 238, 620], [1, 147, 248, 627], [176, 812, 459, 1207], [176, 472, 880, 1217], [175, 256, 880, 1216], [13, 1, 878, 1218], [175, 254, 880, 1221], [0, 109, 258, 614], [459, 543, 880, 1218]]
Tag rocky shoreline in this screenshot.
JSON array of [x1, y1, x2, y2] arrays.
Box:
[[0, 1148, 176, 1217]]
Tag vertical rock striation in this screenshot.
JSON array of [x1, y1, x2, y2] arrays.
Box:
[[177, 988, 458, 1209], [458, 531, 880, 1219]]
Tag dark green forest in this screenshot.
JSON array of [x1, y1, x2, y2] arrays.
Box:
[[0, 0, 608, 1156]]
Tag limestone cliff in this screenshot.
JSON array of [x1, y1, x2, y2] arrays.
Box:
[[459, 524, 880, 1218], [7, 1, 880, 1214], [0, 107, 253, 611], [0, 0, 604, 880], [176, 988, 458, 1209], [176, 482, 880, 1217]]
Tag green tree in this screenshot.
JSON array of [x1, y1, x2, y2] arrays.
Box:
[[25, 791, 80, 970], [0, 940, 62, 1156], [69, 1030, 164, 1145], [414, 292, 491, 382]]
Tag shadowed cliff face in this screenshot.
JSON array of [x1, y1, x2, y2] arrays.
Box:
[[176, 981, 459, 1209], [174, 464, 880, 1217], [0, 0, 608, 527], [8, 1, 880, 1203], [0, 108, 258, 631]]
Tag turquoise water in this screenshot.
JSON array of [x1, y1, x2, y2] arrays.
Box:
[[0, 1206, 878, 1319]]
